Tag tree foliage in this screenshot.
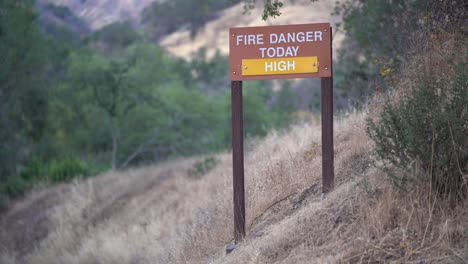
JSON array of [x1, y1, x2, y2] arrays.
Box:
[[87, 21, 141, 53], [0, 0, 53, 178], [0, 0, 318, 203]]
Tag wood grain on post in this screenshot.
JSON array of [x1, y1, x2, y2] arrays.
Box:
[[321, 26, 334, 193], [231, 81, 245, 242]]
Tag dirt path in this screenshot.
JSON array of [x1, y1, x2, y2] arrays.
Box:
[[0, 167, 180, 259], [0, 185, 67, 256]]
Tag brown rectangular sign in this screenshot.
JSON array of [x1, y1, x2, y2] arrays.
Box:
[[229, 23, 331, 80]]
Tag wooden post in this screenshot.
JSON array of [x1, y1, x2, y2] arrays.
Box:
[[231, 80, 245, 242], [229, 24, 334, 243], [321, 27, 334, 193]]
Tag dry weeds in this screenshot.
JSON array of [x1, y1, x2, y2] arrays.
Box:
[[1, 105, 466, 263]]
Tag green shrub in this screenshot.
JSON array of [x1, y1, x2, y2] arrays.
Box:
[[19, 157, 91, 183], [20, 159, 47, 181], [0, 157, 96, 203], [367, 63, 468, 196], [47, 157, 91, 182], [2, 175, 30, 199]]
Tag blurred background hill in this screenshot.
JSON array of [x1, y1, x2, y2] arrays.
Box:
[[37, 0, 157, 30]]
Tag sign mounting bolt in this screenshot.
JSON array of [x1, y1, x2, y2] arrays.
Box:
[[233, 71, 236, 75], [244, 66, 247, 69], [232, 34, 235, 37], [325, 67, 329, 70]]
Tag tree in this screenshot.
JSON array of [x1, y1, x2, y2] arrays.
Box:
[[244, 0, 318, 20], [0, 0, 53, 179], [66, 51, 140, 169], [190, 48, 229, 91], [62, 43, 194, 169], [87, 21, 141, 54]]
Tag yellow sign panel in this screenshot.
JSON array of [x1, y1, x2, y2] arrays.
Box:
[[242, 56, 318, 76]]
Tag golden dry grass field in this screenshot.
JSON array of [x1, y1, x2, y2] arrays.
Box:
[[1, 103, 467, 263]]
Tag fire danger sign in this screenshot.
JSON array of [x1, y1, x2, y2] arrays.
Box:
[[229, 23, 332, 80]]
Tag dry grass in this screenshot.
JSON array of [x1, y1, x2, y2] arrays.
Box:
[[1, 105, 466, 263]]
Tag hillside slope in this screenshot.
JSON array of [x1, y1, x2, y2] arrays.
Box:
[[1, 105, 466, 263], [159, 0, 344, 59], [36, 0, 344, 59], [37, 0, 156, 29], [36, 3, 91, 38]]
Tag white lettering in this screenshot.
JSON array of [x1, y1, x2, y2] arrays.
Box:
[[270, 33, 278, 44], [248, 34, 255, 45], [267, 47, 276, 57], [278, 33, 286, 43], [287, 60, 295, 70], [264, 60, 296, 72], [296, 32, 305, 42], [266, 31, 323, 45], [265, 61, 274, 72], [257, 34, 264, 45], [236, 34, 265, 45], [291, 46, 299, 56], [314, 31, 322, 41], [276, 47, 285, 57], [236, 35, 243, 45], [260, 46, 301, 58], [278, 61, 286, 71]]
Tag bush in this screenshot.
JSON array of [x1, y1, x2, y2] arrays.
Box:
[[20, 157, 91, 183], [47, 157, 91, 182], [20, 159, 47, 181], [367, 63, 468, 197], [0, 157, 96, 204], [2, 175, 30, 199]]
